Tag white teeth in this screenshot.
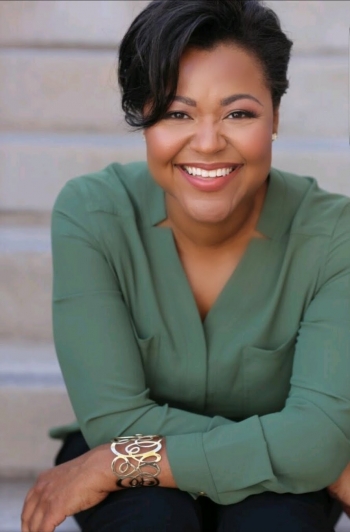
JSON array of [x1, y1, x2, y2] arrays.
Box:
[[182, 166, 235, 178]]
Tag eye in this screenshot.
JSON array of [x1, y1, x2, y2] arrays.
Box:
[[226, 110, 257, 119], [164, 111, 190, 120]]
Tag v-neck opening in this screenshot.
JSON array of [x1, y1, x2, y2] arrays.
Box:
[[156, 224, 269, 331]]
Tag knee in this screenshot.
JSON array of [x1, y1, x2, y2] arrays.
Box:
[[217, 492, 332, 532], [134, 488, 201, 531]]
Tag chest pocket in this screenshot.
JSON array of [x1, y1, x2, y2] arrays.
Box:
[[242, 336, 296, 417]]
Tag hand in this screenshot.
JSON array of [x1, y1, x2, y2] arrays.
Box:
[[21, 444, 117, 532], [328, 462, 350, 517]]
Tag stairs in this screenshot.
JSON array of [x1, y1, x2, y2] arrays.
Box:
[[1, 1, 349, 530]]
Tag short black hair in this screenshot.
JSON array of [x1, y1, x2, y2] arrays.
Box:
[[118, 0, 293, 129]]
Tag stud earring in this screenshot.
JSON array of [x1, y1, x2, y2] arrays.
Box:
[[272, 133, 278, 141]]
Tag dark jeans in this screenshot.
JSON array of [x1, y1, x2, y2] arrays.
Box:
[[55, 431, 342, 532]]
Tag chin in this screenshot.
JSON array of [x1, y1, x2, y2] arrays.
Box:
[[186, 204, 233, 225]]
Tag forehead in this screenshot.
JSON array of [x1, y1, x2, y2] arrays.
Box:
[[176, 43, 268, 99]]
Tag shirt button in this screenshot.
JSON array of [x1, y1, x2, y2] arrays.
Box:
[[198, 491, 206, 496]]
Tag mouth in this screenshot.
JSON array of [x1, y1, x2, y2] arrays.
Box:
[[179, 164, 241, 179]]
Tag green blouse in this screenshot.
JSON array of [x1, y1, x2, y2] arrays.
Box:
[[50, 162, 350, 505]]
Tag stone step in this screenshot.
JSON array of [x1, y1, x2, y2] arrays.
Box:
[[0, 48, 126, 134], [0, 133, 146, 211], [0, 48, 348, 138], [0, 1, 348, 54], [0, 0, 148, 49], [272, 139, 350, 197], [0, 479, 79, 532], [269, 0, 350, 54], [0, 226, 52, 342], [278, 56, 348, 139], [0, 478, 349, 532], [0, 343, 75, 476], [0, 134, 349, 212]]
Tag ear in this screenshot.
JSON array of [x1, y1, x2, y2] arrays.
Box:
[[273, 106, 280, 135]]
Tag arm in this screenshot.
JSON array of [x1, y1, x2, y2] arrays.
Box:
[[51, 181, 234, 444], [21, 439, 177, 532], [52, 182, 350, 504], [165, 202, 350, 503]]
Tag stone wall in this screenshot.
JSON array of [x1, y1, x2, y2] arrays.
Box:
[[0, 1, 349, 212]]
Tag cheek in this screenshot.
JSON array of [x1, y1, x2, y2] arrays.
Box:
[[235, 122, 272, 164], [146, 127, 184, 167]]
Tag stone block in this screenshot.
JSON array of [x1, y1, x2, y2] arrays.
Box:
[[0, 133, 146, 211], [0, 386, 74, 475], [279, 56, 348, 139], [272, 139, 350, 198], [0, 0, 149, 47], [0, 244, 53, 342], [265, 1, 350, 54], [0, 343, 74, 476], [0, 49, 125, 133]]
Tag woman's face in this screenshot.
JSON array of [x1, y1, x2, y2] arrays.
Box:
[[144, 43, 279, 226]]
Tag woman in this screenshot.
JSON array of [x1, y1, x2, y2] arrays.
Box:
[[22, 0, 350, 531]]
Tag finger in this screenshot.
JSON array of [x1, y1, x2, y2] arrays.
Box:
[[25, 481, 52, 532], [29, 497, 66, 532], [40, 510, 66, 532], [21, 488, 39, 532], [27, 493, 55, 532]]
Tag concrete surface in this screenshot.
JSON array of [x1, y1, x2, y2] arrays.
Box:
[[0, 479, 79, 532], [0, 48, 125, 134], [0, 1, 148, 48], [0, 343, 74, 476], [0, 133, 146, 211]]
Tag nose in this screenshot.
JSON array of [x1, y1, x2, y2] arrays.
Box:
[[190, 120, 227, 154]]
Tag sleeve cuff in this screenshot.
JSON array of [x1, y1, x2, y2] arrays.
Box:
[[167, 416, 277, 504], [166, 432, 218, 501], [203, 415, 276, 494]]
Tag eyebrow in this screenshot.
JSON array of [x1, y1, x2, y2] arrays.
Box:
[[173, 93, 263, 107]]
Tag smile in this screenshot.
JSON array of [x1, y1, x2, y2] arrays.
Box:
[[176, 164, 242, 193], [180, 165, 240, 179]]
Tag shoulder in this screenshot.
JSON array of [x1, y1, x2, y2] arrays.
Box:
[[53, 161, 152, 222], [274, 167, 350, 239]]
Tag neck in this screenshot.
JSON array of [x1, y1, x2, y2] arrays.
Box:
[[164, 181, 268, 250]]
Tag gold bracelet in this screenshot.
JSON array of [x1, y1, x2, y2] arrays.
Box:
[[110, 434, 163, 488]]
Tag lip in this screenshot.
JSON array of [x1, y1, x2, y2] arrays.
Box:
[[176, 164, 243, 193]]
